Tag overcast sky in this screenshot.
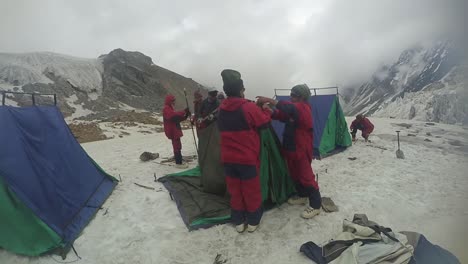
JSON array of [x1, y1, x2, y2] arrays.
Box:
[[0, 0, 464, 97]]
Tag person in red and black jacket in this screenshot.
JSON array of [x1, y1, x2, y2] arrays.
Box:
[[217, 69, 271, 233], [257, 84, 322, 219], [350, 114, 374, 142], [163, 94, 191, 168]]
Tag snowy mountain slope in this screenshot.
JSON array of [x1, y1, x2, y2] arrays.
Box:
[[344, 41, 467, 124], [372, 64, 468, 124], [0, 52, 103, 93], [0, 117, 466, 264], [0, 50, 206, 120]]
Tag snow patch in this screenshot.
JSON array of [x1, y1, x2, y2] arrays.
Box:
[[65, 95, 95, 121]]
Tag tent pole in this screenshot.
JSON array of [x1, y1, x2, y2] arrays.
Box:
[[183, 88, 199, 153]]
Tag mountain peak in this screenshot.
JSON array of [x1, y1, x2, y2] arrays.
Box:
[[344, 40, 466, 124]]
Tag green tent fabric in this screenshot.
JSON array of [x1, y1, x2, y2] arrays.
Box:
[[159, 125, 295, 230], [0, 177, 64, 256], [318, 98, 352, 156], [259, 128, 295, 203]]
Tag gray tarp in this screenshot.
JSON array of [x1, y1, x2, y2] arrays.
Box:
[[198, 122, 226, 195]]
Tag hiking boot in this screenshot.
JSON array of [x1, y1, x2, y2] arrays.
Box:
[[301, 206, 321, 219], [175, 163, 189, 169], [288, 196, 308, 205], [235, 224, 247, 233], [247, 224, 258, 233]]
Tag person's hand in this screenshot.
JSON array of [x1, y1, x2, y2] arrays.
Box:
[[256, 96, 277, 106], [197, 118, 203, 124], [207, 114, 215, 121]]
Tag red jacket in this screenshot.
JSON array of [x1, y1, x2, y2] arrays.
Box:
[[217, 97, 271, 165], [272, 101, 313, 155], [350, 117, 374, 135], [163, 94, 187, 139]]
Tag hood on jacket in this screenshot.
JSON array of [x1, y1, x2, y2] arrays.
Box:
[[220, 97, 248, 111], [165, 94, 176, 106]]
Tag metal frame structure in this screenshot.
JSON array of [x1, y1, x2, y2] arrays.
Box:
[[1, 91, 57, 106], [274, 86, 339, 97]]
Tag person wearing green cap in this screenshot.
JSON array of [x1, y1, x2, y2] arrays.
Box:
[[217, 69, 272, 233], [257, 84, 322, 219]]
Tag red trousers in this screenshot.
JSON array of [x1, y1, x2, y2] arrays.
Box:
[[171, 138, 182, 152], [224, 163, 263, 225], [284, 150, 318, 190]]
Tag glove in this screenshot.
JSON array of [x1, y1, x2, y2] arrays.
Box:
[[207, 114, 215, 121]]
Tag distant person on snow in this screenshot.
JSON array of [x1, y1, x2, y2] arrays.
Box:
[[257, 84, 322, 219], [163, 94, 191, 169], [217, 69, 271, 233], [350, 114, 374, 142]]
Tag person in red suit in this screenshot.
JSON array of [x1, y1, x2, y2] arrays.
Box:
[[217, 69, 271, 233], [257, 84, 322, 219], [163, 94, 191, 169], [350, 114, 374, 142]]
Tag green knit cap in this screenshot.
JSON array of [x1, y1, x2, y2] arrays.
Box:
[[291, 84, 311, 100], [221, 69, 244, 97]]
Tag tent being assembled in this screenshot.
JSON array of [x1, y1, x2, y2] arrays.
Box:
[[272, 92, 352, 158], [159, 123, 295, 230], [0, 105, 117, 256]]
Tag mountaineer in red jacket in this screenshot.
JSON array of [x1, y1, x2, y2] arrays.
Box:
[[163, 94, 191, 169], [350, 114, 374, 142], [257, 84, 322, 219], [217, 69, 271, 233]]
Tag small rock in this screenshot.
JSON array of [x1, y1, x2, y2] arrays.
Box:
[[407, 134, 417, 137], [424, 138, 432, 142], [394, 123, 412, 129], [140, 152, 160, 162], [435, 136, 442, 138], [426, 132, 432, 136], [348, 157, 357, 161], [448, 140, 463, 147], [425, 122, 436, 126]]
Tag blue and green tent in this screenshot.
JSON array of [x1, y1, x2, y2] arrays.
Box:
[[272, 91, 352, 158], [0, 105, 117, 256]]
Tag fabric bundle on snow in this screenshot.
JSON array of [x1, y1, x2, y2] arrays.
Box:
[[300, 214, 460, 264]]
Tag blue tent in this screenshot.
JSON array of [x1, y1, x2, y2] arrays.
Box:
[[0, 105, 117, 256], [271, 94, 352, 158]]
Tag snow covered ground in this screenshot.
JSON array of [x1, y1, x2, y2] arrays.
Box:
[[1, 117, 467, 264]]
